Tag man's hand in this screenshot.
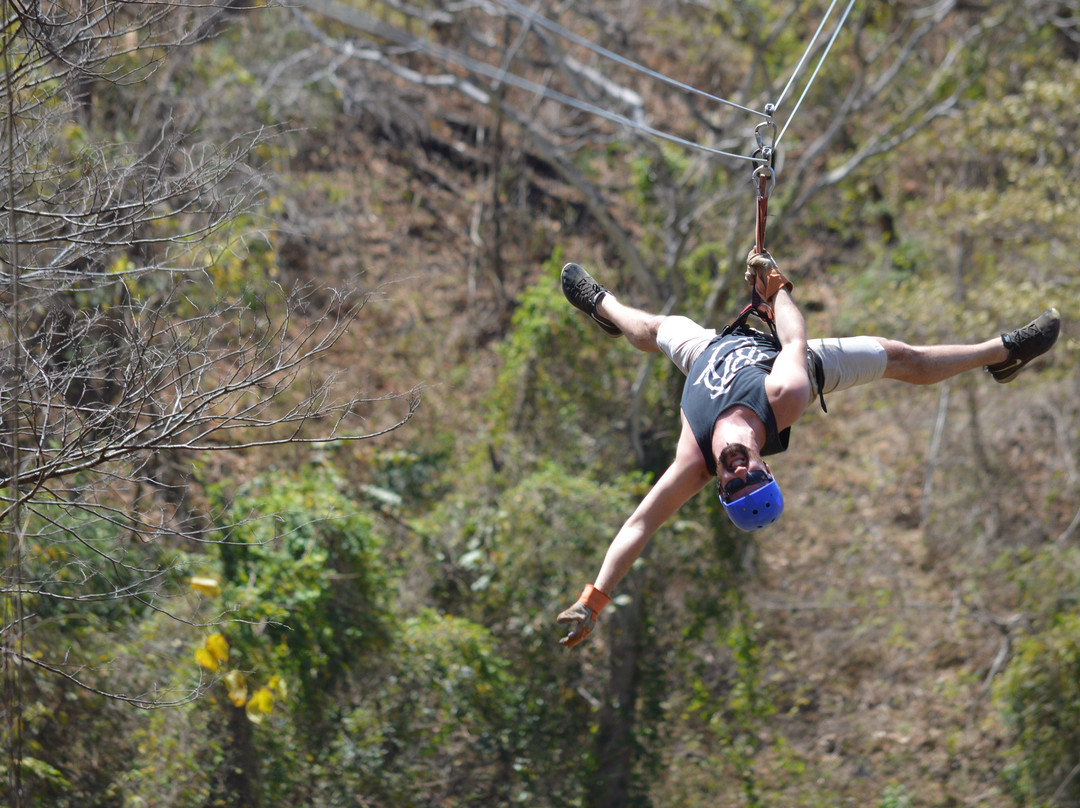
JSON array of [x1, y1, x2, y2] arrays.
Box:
[[557, 601, 598, 647], [746, 249, 794, 302], [557, 584, 611, 648], [744, 254, 767, 298]]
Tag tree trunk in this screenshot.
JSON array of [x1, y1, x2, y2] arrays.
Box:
[[589, 580, 647, 808], [206, 700, 262, 808]]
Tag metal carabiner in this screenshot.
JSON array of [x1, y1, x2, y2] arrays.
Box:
[[752, 120, 779, 176], [752, 164, 775, 198], [755, 120, 778, 154]]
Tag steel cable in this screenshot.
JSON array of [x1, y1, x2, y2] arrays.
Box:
[[494, 0, 859, 158], [772, 0, 844, 114], [493, 0, 768, 119], [379, 17, 766, 162], [775, 0, 859, 145]]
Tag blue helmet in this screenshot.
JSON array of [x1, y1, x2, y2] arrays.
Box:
[[720, 477, 784, 531]]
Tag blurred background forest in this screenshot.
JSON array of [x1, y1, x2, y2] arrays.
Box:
[[2, 0, 1079, 805]]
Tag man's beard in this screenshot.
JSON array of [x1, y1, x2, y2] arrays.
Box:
[[718, 443, 755, 473]]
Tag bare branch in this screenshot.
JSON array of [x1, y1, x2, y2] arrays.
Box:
[[3, 646, 207, 709]]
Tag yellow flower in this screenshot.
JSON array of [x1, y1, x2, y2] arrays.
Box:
[[205, 633, 230, 663], [189, 577, 221, 598], [194, 647, 219, 672], [267, 674, 288, 700], [245, 687, 275, 724], [224, 670, 248, 707]]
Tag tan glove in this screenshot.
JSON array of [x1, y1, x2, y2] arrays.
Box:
[[745, 249, 793, 302], [557, 584, 611, 648]]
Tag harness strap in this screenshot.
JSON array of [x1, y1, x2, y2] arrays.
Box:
[[719, 297, 778, 345], [724, 163, 778, 345], [726, 161, 778, 346], [810, 349, 828, 414], [755, 181, 770, 255]]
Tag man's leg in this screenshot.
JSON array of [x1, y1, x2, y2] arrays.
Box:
[[877, 307, 1060, 385], [596, 295, 665, 353], [560, 262, 713, 374], [601, 296, 720, 375], [561, 262, 666, 351], [876, 337, 1006, 385], [600, 294, 717, 375]]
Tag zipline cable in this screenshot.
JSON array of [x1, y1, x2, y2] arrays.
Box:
[[293, 0, 767, 162], [373, 18, 767, 163], [483, 0, 858, 275], [475, 60, 762, 162], [770, 0, 843, 115], [775, 0, 858, 146], [313, 0, 854, 165], [496, 0, 859, 160], [494, 0, 769, 120]]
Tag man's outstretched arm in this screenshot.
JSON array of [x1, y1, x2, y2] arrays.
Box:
[[765, 287, 812, 428], [748, 249, 810, 429], [557, 420, 712, 647]]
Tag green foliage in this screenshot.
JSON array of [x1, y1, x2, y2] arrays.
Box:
[[713, 615, 781, 808], [329, 610, 524, 804], [363, 443, 454, 506], [489, 252, 643, 472], [995, 611, 1080, 806], [630, 146, 689, 205], [417, 460, 658, 801], [118, 701, 213, 808], [683, 241, 728, 300], [10, 488, 194, 806], [3, 672, 142, 807], [993, 547, 1080, 806], [941, 81, 1080, 244], [124, 465, 396, 806], [433, 461, 647, 617], [878, 782, 915, 808], [393, 610, 516, 755], [259, 610, 541, 807], [19, 496, 181, 628], [207, 463, 390, 712], [19, 758, 72, 794], [666, 606, 813, 808]]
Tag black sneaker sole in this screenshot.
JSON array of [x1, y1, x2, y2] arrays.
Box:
[[561, 263, 622, 337], [985, 307, 1060, 383]]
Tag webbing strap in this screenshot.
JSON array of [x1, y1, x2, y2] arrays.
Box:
[[724, 163, 779, 344], [719, 300, 778, 345], [755, 187, 769, 255]]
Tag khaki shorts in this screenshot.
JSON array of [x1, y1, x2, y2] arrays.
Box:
[[656, 316, 887, 406]]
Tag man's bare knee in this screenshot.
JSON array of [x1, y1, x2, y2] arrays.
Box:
[[623, 313, 665, 351], [881, 338, 912, 378], [881, 339, 929, 384]]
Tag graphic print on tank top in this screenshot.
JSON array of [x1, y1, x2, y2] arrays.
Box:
[[691, 335, 774, 399]]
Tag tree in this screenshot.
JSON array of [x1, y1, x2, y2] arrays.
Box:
[[0, 0, 416, 803]]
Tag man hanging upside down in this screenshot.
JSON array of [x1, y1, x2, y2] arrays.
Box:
[[556, 252, 1061, 648]]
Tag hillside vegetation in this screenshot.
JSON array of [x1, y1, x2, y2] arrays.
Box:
[[2, 0, 1079, 806]]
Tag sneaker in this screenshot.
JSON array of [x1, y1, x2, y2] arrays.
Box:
[[985, 307, 1061, 383], [561, 263, 621, 337]]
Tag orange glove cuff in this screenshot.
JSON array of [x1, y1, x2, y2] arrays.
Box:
[[747, 250, 793, 302], [763, 268, 793, 301], [579, 584, 611, 614]]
